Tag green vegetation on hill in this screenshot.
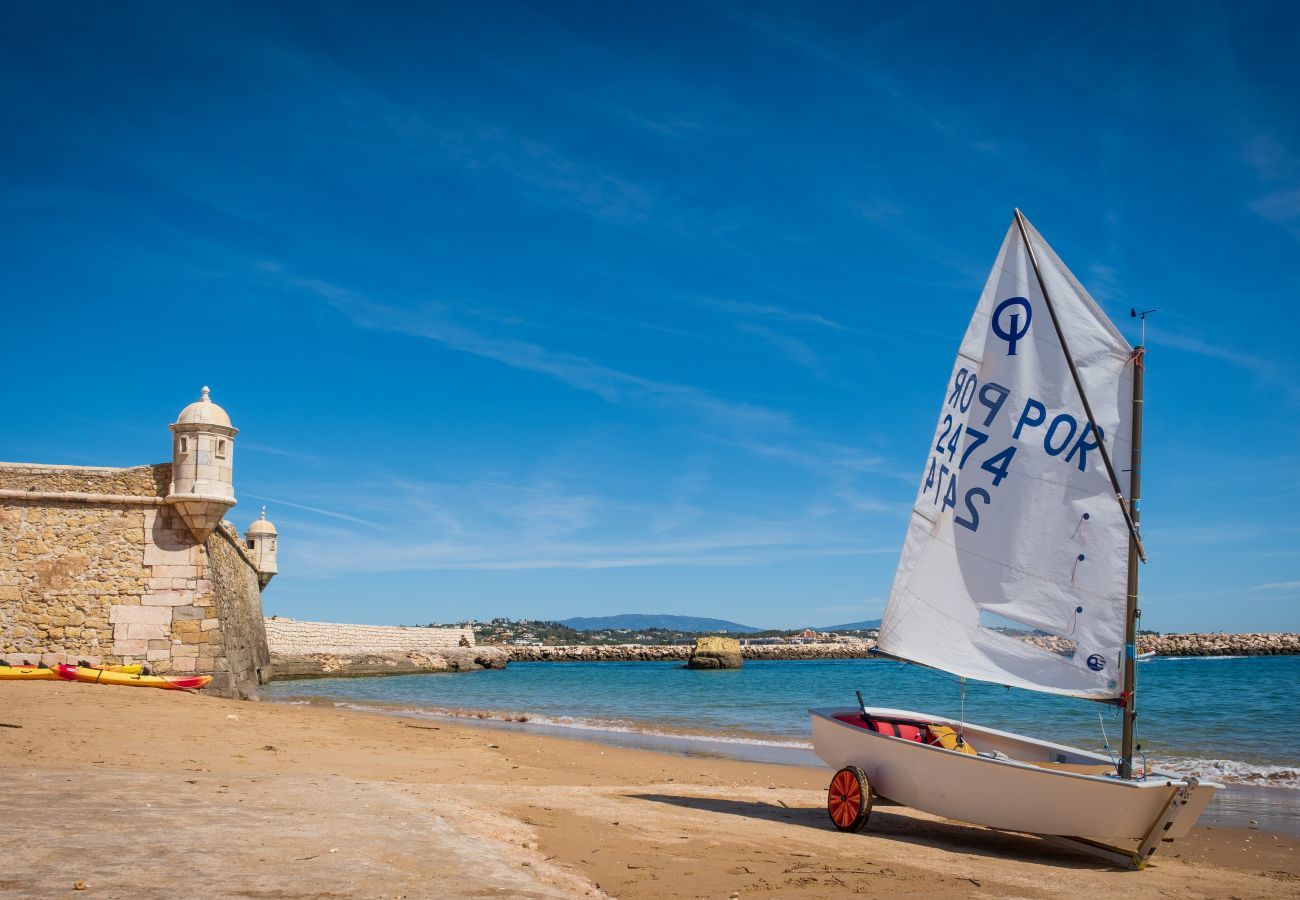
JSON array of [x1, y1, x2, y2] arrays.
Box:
[[560, 614, 760, 633], [428, 617, 880, 647]]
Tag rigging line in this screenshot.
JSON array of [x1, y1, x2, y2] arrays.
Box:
[[958, 676, 966, 745], [1097, 708, 1119, 771], [1013, 209, 1147, 563]]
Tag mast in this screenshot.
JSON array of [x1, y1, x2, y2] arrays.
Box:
[[1119, 346, 1144, 778]]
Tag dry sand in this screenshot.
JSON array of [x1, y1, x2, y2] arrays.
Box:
[[0, 681, 1295, 898]]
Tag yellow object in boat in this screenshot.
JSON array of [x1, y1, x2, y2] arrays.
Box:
[[87, 663, 144, 674], [0, 664, 57, 681], [928, 724, 977, 755]]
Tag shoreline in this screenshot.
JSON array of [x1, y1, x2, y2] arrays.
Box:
[[260, 657, 1300, 798], [265, 690, 1300, 837], [2, 681, 1296, 897]]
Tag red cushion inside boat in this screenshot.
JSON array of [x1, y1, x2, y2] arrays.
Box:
[[834, 714, 929, 743]]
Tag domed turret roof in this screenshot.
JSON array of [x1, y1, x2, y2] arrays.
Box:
[[175, 386, 233, 429], [247, 506, 277, 536]]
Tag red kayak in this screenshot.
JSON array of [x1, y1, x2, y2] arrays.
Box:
[[54, 664, 212, 691]]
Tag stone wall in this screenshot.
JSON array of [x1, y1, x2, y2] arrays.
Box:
[[0, 465, 157, 658], [264, 618, 497, 680], [0, 462, 271, 698], [264, 618, 474, 654], [0, 462, 168, 498], [205, 523, 272, 696]]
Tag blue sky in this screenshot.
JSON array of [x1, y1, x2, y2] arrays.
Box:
[[2, 1, 1297, 631]]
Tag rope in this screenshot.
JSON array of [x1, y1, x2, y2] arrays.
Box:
[[1097, 708, 1119, 771], [958, 676, 966, 746]]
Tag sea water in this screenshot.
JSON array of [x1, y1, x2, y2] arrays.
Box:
[[263, 655, 1300, 832]]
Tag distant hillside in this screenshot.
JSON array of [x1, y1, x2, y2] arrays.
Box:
[[812, 619, 882, 632], [560, 614, 762, 633]]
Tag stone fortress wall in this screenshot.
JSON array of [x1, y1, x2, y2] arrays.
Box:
[[0, 463, 270, 696], [264, 619, 505, 679], [264, 618, 474, 655], [0, 388, 277, 698]]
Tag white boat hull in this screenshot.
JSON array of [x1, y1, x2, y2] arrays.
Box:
[[811, 706, 1219, 841]]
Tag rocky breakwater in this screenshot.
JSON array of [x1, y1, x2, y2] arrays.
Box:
[[501, 633, 1300, 664], [1016, 631, 1300, 658], [1143, 632, 1299, 657], [503, 642, 876, 662], [686, 636, 743, 669]]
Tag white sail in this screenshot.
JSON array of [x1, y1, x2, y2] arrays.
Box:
[[877, 214, 1135, 700]]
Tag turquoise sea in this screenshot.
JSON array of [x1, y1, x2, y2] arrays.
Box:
[[264, 655, 1300, 833]]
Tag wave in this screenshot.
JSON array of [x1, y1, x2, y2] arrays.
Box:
[[313, 698, 815, 750], [1152, 755, 1300, 790], [1156, 655, 1253, 661]]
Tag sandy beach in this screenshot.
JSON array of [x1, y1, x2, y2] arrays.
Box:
[[0, 683, 1294, 899]]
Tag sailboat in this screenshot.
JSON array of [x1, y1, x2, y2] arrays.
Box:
[[809, 210, 1218, 868]]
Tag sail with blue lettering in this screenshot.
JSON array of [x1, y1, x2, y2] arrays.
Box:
[[877, 214, 1135, 700]]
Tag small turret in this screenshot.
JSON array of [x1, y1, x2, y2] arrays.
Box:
[[167, 386, 238, 541], [245, 506, 278, 588]]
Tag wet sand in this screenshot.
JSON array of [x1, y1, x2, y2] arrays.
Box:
[[0, 682, 1295, 898]]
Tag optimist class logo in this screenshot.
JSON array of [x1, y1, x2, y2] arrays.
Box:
[[991, 297, 1032, 355], [1086, 653, 1106, 671]]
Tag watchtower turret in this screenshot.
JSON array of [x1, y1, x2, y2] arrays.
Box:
[[167, 386, 237, 541], [245, 506, 278, 588]]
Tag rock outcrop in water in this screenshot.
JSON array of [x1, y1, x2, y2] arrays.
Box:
[[686, 636, 743, 669]]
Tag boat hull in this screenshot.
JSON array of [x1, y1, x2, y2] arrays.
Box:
[[811, 706, 1218, 840], [0, 665, 57, 681], [53, 664, 211, 691]]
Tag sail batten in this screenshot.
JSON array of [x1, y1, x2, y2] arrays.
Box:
[[877, 215, 1133, 700]]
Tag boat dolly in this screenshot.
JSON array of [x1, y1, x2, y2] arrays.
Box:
[[827, 766, 1204, 871]]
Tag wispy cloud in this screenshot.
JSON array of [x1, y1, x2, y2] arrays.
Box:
[[265, 264, 791, 431], [1158, 329, 1300, 402], [287, 519, 892, 575], [239, 441, 327, 464], [242, 492, 392, 531], [737, 322, 823, 373], [250, 466, 901, 578], [694, 296, 848, 331], [1242, 135, 1297, 181], [435, 126, 656, 224], [1253, 580, 1300, 591], [1249, 188, 1300, 224], [1241, 134, 1300, 237]]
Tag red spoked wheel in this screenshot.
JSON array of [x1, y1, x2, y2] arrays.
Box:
[[827, 765, 872, 833]]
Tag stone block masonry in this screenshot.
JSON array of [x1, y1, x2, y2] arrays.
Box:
[[264, 618, 474, 654], [264, 618, 504, 679], [0, 462, 270, 697]]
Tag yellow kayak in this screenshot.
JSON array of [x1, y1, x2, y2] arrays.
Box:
[[55, 664, 211, 691], [0, 664, 57, 681], [82, 663, 145, 674], [1, 662, 144, 680]]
